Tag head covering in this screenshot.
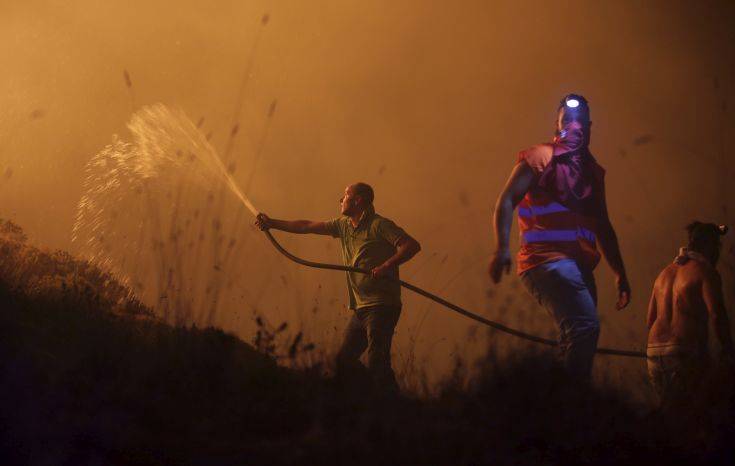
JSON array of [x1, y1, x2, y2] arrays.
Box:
[[537, 119, 604, 216]]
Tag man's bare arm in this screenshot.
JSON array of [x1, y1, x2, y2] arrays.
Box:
[[385, 235, 421, 268], [255, 214, 332, 235], [594, 180, 631, 310], [596, 219, 627, 282], [489, 162, 535, 283], [372, 235, 421, 278], [702, 269, 734, 356]]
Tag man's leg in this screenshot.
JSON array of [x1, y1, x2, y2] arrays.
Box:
[[335, 311, 368, 378], [667, 351, 705, 411], [363, 306, 401, 392], [521, 259, 600, 380], [646, 349, 667, 408]]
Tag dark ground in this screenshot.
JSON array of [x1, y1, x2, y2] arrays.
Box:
[[1, 218, 734, 465]]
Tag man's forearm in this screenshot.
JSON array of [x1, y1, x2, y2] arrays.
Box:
[[703, 274, 732, 355], [384, 240, 420, 268], [712, 312, 734, 354], [493, 196, 514, 252], [269, 219, 316, 234], [597, 223, 627, 279]]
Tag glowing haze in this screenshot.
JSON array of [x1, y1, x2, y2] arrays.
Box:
[[1, 0, 734, 391]]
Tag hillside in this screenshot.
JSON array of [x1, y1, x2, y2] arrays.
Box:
[[0, 219, 732, 465]]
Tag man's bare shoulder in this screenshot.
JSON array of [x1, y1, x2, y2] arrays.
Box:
[[520, 143, 553, 153], [657, 263, 679, 280], [663, 260, 717, 288], [517, 144, 553, 173], [684, 259, 717, 277], [653, 264, 678, 290], [518, 143, 553, 159]]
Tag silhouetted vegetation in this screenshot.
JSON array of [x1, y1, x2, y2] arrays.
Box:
[[1, 220, 733, 465]]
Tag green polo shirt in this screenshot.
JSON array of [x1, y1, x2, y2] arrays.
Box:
[[325, 206, 408, 310]]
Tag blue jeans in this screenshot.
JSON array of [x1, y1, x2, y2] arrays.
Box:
[[521, 259, 599, 379]]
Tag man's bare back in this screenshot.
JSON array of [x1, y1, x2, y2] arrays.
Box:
[[647, 248, 731, 353], [646, 224, 733, 409], [647, 260, 714, 350]]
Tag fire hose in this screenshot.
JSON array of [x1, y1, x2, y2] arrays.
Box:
[[262, 230, 647, 359]]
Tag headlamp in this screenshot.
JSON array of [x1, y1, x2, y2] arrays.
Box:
[[565, 98, 580, 108]]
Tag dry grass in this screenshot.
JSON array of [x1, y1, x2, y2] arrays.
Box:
[[2, 220, 734, 465]]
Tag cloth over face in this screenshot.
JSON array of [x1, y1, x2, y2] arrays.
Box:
[[537, 120, 605, 217]]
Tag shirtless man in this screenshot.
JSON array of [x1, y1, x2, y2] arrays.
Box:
[[647, 221, 734, 409]]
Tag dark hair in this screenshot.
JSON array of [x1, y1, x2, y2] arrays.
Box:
[[558, 93, 591, 123], [686, 221, 727, 251], [352, 182, 374, 205]]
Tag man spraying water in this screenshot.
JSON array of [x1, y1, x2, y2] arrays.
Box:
[[489, 94, 631, 381], [256, 183, 421, 391]]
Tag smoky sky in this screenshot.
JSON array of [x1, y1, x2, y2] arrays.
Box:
[[2, 0, 734, 389]]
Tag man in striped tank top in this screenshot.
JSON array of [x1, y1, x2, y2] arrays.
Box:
[[489, 94, 631, 380]]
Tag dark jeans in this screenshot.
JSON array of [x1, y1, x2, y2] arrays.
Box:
[[336, 306, 401, 391], [521, 259, 600, 380], [647, 343, 707, 411]]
